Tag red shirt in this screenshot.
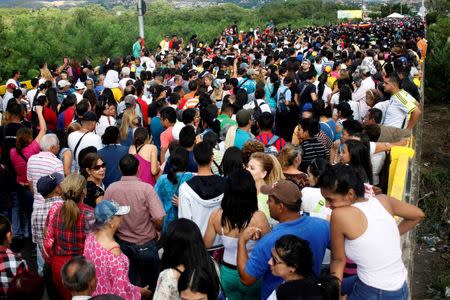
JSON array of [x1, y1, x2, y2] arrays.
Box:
[[136, 98, 149, 127], [43, 202, 94, 262], [256, 132, 286, 151], [43, 106, 58, 132]]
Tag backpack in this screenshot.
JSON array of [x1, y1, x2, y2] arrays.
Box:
[[264, 134, 280, 155], [252, 99, 263, 121], [276, 87, 289, 114]]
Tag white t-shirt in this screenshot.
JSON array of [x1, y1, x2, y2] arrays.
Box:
[[96, 115, 116, 138], [119, 77, 135, 90], [26, 89, 38, 107], [68, 130, 103, 164], [74, 92, 83, 104], [243, 99, 271, 114], [2, 93, 13, 112], [172, 121, 186, 141], [369, 142, 386, 186], [301, 187, 332, 218]]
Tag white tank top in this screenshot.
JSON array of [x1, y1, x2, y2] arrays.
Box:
[[220, 228, 256, 266], [345, 197, 407, 291]]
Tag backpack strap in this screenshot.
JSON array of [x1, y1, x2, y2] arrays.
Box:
[[238, 78, 250, 88], [74, 132, 89, 162], [266, 135, 280, 147]]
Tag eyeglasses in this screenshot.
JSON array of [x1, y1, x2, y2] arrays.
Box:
[[92, 163, 106, 171]]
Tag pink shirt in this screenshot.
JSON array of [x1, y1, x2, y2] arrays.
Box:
[[83, 234, 141, 300], [104, 176, 165, 245], [10, 140, 40, 184], [160, 126, 174, 149]]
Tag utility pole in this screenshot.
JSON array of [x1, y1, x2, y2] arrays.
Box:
[[137, 0, 145, 39], [400, 0, 403, 15]]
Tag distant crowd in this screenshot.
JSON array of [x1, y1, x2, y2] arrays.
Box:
[[0, 16, 426, 300]]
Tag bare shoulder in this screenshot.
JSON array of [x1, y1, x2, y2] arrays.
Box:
[[110, 242, 122, 257], [249, 210, 268, 226]]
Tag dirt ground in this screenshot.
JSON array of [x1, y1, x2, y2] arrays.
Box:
[[411, 104, 450, 299]]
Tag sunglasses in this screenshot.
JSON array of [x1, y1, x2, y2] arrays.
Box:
[[271, 249, 286, 265], [91, 163, 106, 171]]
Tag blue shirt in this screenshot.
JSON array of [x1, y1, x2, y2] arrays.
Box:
[[238, 78, 257, 94], [98, 144, 129, 189], [163, 151, 198, 174], [245, 215, 330, 300], [150, 116, 164, 153], [234, 129, 252, 150]]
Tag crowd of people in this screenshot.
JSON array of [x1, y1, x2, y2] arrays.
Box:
[[0, 15, 427, 300]]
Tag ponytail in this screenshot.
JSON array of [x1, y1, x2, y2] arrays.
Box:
[[60, 174, 86, 229], [60, 199, 80, 229]]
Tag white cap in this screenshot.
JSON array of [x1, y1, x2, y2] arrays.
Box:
[[121, 67, 131, 76], [58, 80, 71, 88], [74, 82, 86, 90]]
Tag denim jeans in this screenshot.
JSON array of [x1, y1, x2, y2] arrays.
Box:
[[36, 245, 44, 276], [343, 275, 408, 300], [116, 237, 160, 291], [10, 187, 33, 239]]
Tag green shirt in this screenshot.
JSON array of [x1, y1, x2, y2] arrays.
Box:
[[217, 114, 237, 130]]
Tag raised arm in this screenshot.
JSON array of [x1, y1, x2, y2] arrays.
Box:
[[35, 105, 47, 142]]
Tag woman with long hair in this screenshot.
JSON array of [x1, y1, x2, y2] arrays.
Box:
[[9, 105, 46, 240], [246, 152, 285, 221], [43, 174, 95, 300], [80, 153, 106, 208], [95, 95, 117, 137], [129, 127, 159, 186], [153, 218, 219, 300], [204, 169, 270, 300], [119, 109, 139, 147], [318, 164, 424, 300], [264, 73, 280, 113], [277, 143, 308, 190], [267, 235, 340, 300], [155, 147, 194, 235], [341, 139, 373, 185], [221, 146, 244, 177], [83, 200, 151, 299]]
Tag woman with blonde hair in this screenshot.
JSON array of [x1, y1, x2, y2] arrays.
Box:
[[278, 143, 309, 190], [246, 152, 284, 221], [119, 109, 139, 147], [43, 174, 95, 300]]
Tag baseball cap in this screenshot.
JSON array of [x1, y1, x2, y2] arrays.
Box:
[[74, 82, 86, 90], [247, 69, 257, 76], [37, 172, 64, 198], [121, 67, 131, 76], [260, 180, 302, 206], [94, 200, 130, 226], [212, 79, 225, 89], [124, 95, 136, 107], [6, 83, 16, 90], [58, 80, 71, 88], [82, 111, 97, 122], [236, 109, 252, 127]]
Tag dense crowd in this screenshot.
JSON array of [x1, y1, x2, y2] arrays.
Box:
[[0, 16, 427, 300]]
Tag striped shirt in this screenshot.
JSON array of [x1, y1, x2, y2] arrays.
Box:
[[299, 138, 327, 172], [26, 151, 64, 207]]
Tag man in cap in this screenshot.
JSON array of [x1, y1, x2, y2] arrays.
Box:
[[119, 67, 135, 90], [68, 111, 103, 164], [57, 80, 71, 102], [1, 83, 16, 112], [237, 180, 330, 300], [31, 172, 64, 276], [227, 109, 253, 150], [73, 82, 86, 104], [351, 65, 375, 103]]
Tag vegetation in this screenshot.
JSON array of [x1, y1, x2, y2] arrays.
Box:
[[0, 0, 352, 83], [424, 15, 450, 104]]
